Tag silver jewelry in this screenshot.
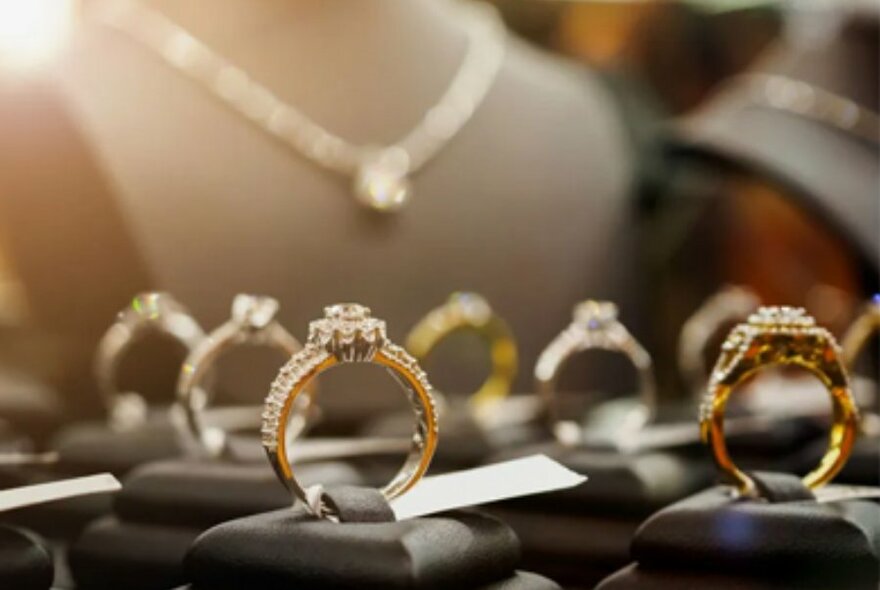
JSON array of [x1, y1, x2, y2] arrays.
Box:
[[91, 0, 506, 213], [177, 294, 307, 458], [736, 73, 880, 144], [262, 304, 438, 519], [677, 286, 759, 399], [535, 300, 656, 447], [94, 292, 205, 432]]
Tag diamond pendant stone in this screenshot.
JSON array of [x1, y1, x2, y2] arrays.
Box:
[[352, 149, 412, 213]]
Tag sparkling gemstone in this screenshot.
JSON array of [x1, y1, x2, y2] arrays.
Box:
[[232, 294, 279, 329], [353, 165, 411, 212], [574, 300, 618, 328], [452, 292, 491, 324], [325, 303, 371, 321]]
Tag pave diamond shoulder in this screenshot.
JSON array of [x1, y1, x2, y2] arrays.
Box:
[[261, 342, 329, 450]]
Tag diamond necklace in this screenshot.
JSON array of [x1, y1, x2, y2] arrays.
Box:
[[91, 0, 506, 213], [735, 73, 880, 145]]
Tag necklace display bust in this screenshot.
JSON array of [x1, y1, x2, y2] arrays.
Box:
[[0, 0, 637, 421]]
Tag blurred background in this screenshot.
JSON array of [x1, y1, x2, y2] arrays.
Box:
[[0, 0, 875, 430]]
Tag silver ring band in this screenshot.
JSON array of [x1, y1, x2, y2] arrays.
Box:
[[678, 286, 759, 398], [177, 294, 306, 458], [535, 300, 656, 446], [94, 292, 204, 431]]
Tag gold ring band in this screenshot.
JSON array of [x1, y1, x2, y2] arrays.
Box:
[[700, 306, 860, 495], [262, 304, 438, 518], [406, 292, 517, 416]]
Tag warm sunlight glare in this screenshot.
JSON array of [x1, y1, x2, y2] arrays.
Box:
[[0, 0, 76, 71]]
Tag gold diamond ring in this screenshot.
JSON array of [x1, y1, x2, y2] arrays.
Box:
[[405, 292, 517, 423], [700, 306, 860, 495], [535, 300, 656, 446], [94, 292, 205, 432], [262, 304, 438, 518]]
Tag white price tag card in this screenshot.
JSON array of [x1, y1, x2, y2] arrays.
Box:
[[389, 454, 586, 520], [0, 474, 121, 513], [814, 484, 880, 504]]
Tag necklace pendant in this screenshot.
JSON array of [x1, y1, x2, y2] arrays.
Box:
[[352, 151, 412, 213]]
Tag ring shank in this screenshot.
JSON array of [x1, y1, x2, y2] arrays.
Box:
[[406, 312, 517, 411], [271, 348, 437, 507], [703, 360, 859, 494], [536, 322, 657, 441], [94, 295, 204, 426], [177, 320, 305, 457]]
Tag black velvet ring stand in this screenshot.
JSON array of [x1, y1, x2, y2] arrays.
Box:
[[0, 525, 54, 590], [597, 472, 880, 590], [1, 410, 184, 544], [68, 457, 365, 589], [486, 440, 716, 589], [180, 485, 561, 590]]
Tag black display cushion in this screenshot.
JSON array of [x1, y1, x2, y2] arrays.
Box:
[[486, 507, 638, 590], [0, 525, 54, 590], [492, 442, 714, 517], [628, 480, 880, 588], [53, 418, 182, 476], [174, 570, 560, 590], [1, 489, 115, 541], [596, 563, 784, 590], [68, 516, 200, 590], [115, 458, 365, 528], [185, 506, 522, 589], [0, 369, 62, 443]]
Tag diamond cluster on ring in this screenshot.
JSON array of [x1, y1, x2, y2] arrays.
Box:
[[307, 304, 387, 361], [700, 306, 842, 421]]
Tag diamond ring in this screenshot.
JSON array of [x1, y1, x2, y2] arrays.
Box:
[[405, 292, 517, 424], [176, 294, 306, 458], [94, 292, 205, 432], [262, 303, 438, 518], [677, 286, 760, 398], [700, 306, 860, 495], [535, 300, 656, 446]]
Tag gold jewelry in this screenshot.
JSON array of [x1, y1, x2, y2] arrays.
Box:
[[700, 306, 860, 495], [678, 285, 759, 397], [535, 300, 656, 446], [92, 0, 506, 213], [262, 304, 438, 518], [841, 296, 880, 370], [405, 292, 517, 421]]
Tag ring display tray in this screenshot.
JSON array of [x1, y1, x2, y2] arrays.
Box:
[[486, 441, 715, 588], [68, 458, 363, 589], [180, 486, 560, 590], [0, 524, 54, 590], [596, 472, 880, 590]]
